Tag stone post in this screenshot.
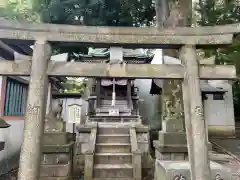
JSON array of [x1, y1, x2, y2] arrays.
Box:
[[18, 40, 51, 180], [127, 80, 132, 109], [46, 83, 52, 115], [96, 79, 101, 108], [180, 45, 211, 180]]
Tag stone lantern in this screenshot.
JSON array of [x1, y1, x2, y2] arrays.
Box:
[[0, 118, 11, 151]]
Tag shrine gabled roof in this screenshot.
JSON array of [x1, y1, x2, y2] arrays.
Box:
[[77, 47, 154, 60]]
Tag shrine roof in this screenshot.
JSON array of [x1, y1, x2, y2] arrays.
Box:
[[76, 48, 154, 62]]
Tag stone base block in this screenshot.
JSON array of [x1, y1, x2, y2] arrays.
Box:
[[154, 140, 188, 153], [162, 118, 185, 132], [155, 150, 188, 160], [42, 142, 74, 153], [39, 176, 71, 180], [41, 154, 70, 164], [155, 131, 212, 153], [40, 162, 71, 177], [43, 132, 75, 145], [158, 131, 187, 145], [155, 160, 231, 180]]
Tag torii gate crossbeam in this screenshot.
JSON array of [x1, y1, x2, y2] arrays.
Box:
[[0, 20, 240, 180]]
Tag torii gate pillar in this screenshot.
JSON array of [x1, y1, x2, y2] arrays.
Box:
[[18, 40, 51, 180], [180, 45, 211, 179]]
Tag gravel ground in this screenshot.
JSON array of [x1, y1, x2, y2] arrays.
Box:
[[0, 167, 18, 180], [0, 167, 153, 180]]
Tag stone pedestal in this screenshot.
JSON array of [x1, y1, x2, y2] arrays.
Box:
[[40, 112, 75, 180], [155, 160, 232, 180], [40, 131, 75, 180], [154, 132, 188, 160], [154, 131, 212, 161]]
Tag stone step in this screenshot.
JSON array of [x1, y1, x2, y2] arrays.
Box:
[[40, 163, 71, 177], [100, 102, 128, 107], [97, 134, 130, 143], [95, 153, 132, 164], [98, 108, 130, 112], [40, 177, 70, 180], [101, 100, 128, 104], [98, 127, 129, 134], [101, 101, 127, 104], [95, 113, 132, 117], [98, 108, 130, 113], [93, 178, 133, 180], [96, 143, 131, 153], [100, 105, 128, 109], [100, 106, 128, 109], [93, 164, 133, 178]]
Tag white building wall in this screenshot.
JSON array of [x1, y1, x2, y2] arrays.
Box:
[[0, 75, 24, 174], [205, 81, 235, 137]]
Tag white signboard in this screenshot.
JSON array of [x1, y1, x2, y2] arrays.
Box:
[[68, 104, 82, 123], [109, 108, 119, 116]]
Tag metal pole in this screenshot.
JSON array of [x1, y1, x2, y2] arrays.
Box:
[[18, 40, 51, 180]]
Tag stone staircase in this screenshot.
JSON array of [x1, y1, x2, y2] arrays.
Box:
[[84, 124, 141, 180]]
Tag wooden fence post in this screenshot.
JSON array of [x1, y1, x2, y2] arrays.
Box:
[[17, 40, 51, 180], [180, 44, 211, 180]]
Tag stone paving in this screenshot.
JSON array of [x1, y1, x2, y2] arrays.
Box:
[[0, 167, 84, 180]]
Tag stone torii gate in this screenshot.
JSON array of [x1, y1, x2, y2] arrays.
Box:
[[0, 20, 239, 180]]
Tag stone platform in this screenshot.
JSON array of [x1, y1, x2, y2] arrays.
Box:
[[155, 160, 239, 180], [40, 132, 75, 180]]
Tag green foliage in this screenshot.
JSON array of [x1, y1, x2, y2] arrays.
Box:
[[60, 78, 87, 93], [32, 0, 155, 26], [0, 0, 40, 22]]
